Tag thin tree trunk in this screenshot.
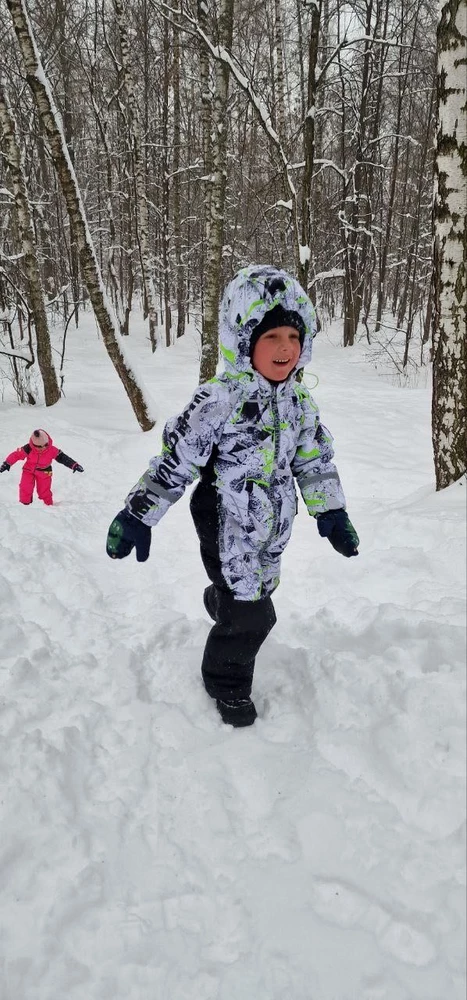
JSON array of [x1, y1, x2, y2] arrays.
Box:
[[299, 0, 321, 290], [198, 0, 213, 302], [35, 121, 56, 299], [6, 0, 154, 430], [114, 0, 158, 351], [391, 135, 411, 318], [173, 21, 186, 339], [273, 0, 287, 144], [295, 0, 306, 123], [199, 0, 235, 383], [85, 0, 125, 331], [341, 0, 381, 346], [375, 4, 416, 332], [56, 0, 80, 326], [0, 76, 60, 405], [161, 14, 172, 347]]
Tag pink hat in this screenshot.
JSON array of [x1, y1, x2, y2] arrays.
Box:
[[30, 429, 49, 447]]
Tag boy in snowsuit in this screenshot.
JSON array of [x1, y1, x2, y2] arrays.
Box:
[[106, 265, 359, 726], [0, 428, 83, 505]]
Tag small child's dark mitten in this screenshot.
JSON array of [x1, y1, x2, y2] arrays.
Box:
[[72, 464, 84, 473], [317, 508, 359, 557], [106, 508, 151, 562], [0, 462, 10, 473]]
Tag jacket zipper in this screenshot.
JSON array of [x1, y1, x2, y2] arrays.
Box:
[[259, 384, 281, 553]]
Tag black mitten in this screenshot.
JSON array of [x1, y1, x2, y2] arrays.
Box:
[[0, 462, 10, 473], [317, 508, 359, 557], [72, 464, 84, 473], [106, 508, 151, 562]]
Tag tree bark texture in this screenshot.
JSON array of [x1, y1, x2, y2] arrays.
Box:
[[199, 0, 235, 384], [432, 0, 467, 488], [113, 0, 158, 351], [0, 76, 60, 405], [172, 22, 186, 339], [6, 0, 155, 431], [299, 0, 321, 290]]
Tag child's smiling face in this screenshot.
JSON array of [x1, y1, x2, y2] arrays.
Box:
[[251, 326, 301, 381]]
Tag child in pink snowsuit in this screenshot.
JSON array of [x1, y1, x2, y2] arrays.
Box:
[[0, 429, 83, 505]]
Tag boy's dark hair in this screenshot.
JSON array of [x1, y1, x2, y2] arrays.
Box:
[[249, 304, 306, 357]]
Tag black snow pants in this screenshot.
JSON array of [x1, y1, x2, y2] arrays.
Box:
[[190, 480, 277, 700]]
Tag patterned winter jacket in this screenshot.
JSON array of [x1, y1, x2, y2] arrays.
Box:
[[126, 265, 346, 599]]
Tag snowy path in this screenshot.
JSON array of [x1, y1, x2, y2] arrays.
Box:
[[0, 322, 465, 999]]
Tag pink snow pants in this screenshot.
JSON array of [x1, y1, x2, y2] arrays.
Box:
[[19, 469, 53, 505]]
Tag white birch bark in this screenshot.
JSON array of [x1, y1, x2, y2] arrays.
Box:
[[273, 0, 287, 145], [199, 0, 234, 384], [432, 0, 467, 488], [0, 75, 60, 405], [299, 0, 321, 291], [5, 0, 155, 431], [172, 22, 186, 340]]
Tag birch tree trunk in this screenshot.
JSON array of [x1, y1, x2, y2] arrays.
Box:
[[56, 0, 80, 325], [35, 120, 57, 299], [172, 21, 186, 339], [375, 2, 417, 332], [0, 76, 60, 405], [198, 0, 214, 322], [86, 3, 125, 332], [199, 0, 234, 384], [342, 0, 375, 347], [432, 0, 467, 488], [273, 0, 287, 144], [5, 0, 155, 430], [161, 14, 172, 347], [299, 0, 321, 290], [113, 0, 158, 352]]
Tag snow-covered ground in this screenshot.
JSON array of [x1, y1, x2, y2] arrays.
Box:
[[0, 315, 465, 1000]]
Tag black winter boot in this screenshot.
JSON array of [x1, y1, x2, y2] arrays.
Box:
[[216, 696, 257, 727], [203, 585, 218, 622]]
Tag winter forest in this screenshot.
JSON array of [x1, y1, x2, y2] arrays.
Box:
[[0, 1, 466, 998], [0, 0, 465, 482]]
